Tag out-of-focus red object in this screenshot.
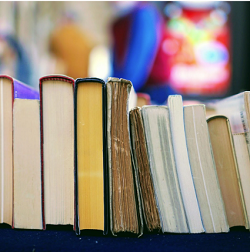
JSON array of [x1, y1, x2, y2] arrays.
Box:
[[163, 2, 231, 96]]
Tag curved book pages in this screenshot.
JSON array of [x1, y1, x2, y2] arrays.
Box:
[[40, 75, 74, 228], [106, 77, 143, 236], [207, 116, 249, 229], [129, 107, 161, 232], [184, 105, 229, 233], [74, 78, 107, 234], [0, 75, 39, 227], [141, 106, 188, 233], [168, 95, 204, 233]]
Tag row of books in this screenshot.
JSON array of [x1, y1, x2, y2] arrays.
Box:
[[0, 74, 250, 236]]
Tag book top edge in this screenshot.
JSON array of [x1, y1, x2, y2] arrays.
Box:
[[107, 77, 132, 86], [39, 75, 74, 84], [207, 115, 229, 122], [75, 77, 105, 86]]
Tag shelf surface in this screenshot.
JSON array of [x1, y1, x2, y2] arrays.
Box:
[[0, 225, 250, 252]]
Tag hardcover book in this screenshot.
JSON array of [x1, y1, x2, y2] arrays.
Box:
[[0, 75, 39, 227], [13, 99, 42, 230], [74, 77, 107, 234], [40, 75, 74, 228]]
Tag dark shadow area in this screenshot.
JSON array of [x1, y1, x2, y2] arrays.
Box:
[[0, 223, 11, 229], [230, 2, 250, 94], [45, 225, 74, 231], [0, 227, 250, 252]]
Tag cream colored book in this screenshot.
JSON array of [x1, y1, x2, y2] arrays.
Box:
[[168, 95, 204, 233], [207, 116, 249, 229], [40, 75, 74, 226], [0, 77, 12, 226], [184, 105, 229, 233], [141, 105, 188, 233], [0, 75, 39, 226], [13, 99, 42, 229], [233, 133, 250, 227]]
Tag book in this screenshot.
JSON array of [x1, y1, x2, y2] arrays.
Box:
[[184, 105, 229, 233], [213, 92, 250, 156], [0, 75, 39, 226], [140, 105, 188, 233], [168, 95, 204, 233], [13, 99, 42, 229], [106, 77, 143, 236], [40, 75, 74, 227], [74, 78, 107, 234], [129, 107, 161, 232], [233, 133, 250, 226], [207, 116, 249, 228]]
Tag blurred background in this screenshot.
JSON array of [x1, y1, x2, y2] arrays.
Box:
[[0, 1, 250, 104]]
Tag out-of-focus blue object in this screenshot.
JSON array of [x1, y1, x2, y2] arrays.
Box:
[[111, 3, 162, 92], [0, 33, 32, 86]]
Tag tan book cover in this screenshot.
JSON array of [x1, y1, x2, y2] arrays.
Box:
[[207, 116, 248, 229]]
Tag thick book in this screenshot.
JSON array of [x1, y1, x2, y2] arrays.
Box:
[[207, 116, 249, 229], [141, 105, 188, 233], [40, 75, 74, 228], [13, 99, 42, 230], [0, 75, 39, 227], [106, 77, 143, 236], [74, 77, 107, 234], [184, 105, 229, 233], [129, 107, 161, 232], [168, 95, 204, 233]]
